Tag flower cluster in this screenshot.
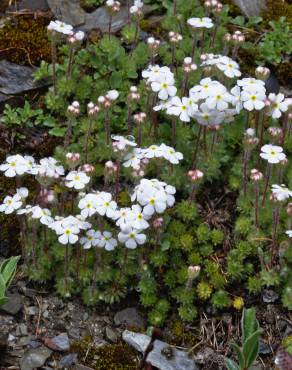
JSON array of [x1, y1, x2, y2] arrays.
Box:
[[142, 65, 177, 101]]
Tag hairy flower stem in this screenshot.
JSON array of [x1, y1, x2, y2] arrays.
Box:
[[104, 109, 111, 145], [191, 33, 197, 59], [66, 45, 75, 81], [127, 106, 132, 133], [76, 243, 81, 280], [64, 243, 69, 292], [262, 164, 272, 206], [32, 223, 37, 269], [64, 117, 74, 149], [84, 117, 93, 163], [259, 112, 265, 149], [115, 158, 121, 201], [243, 149, 250, 197], [51, 37, 57, 95], [127, 0, 131, 23], [108, 13, 113, 40], [171, 117, 177, 148], [91, 248, 101, 290], [255, 182, 260, 230], [191, 125, 202, 168], [137, 122, 142, 147], [203, 127, 208, 158], [210, 21, 218, 47], [173, 0, 177, 16], [271, 204, 280, 264], [171, 45, 177, 74], [44, 226, 48, 255], [281, 113, 289, 146], [181, 74, 189, 96], [210, 131, 218, 154]]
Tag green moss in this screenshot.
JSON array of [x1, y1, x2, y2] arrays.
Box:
[[263, 0, 292, 26], [71, 337, 137, 370], [168, 320, 197, 347], [0, 16, 51, 66]]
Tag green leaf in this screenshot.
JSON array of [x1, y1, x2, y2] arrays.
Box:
[[0, 275, 6, 298], [161, 240, 170, 251], [231, 343, 245, 369], [49, 127, 67, 137], [225, 358, 239, 370], [241, 307, 258, 342], [0, 256, 20, 286], [242, 329, 263, 368]]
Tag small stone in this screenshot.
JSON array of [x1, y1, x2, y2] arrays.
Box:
[[83, 312, 89, 321], [43, 310, 49, 319], [27, 306, 37, 316], [16, 324, 28, 336], [20, 346, 52, 370], [8, 334, 16, 342], [29, 340, 42, 349], [259, 341, 272, 355], [45, 333, 70, 352], [105, 327, 119, 344], [59, 353, 78, 368], [262, 290, 279, 303], [122, 330, 150, 353], [68, 327, 81, 340], [0, 294, 22, 315], [72, 365, 95, 370], [114, 308, 145, 328]]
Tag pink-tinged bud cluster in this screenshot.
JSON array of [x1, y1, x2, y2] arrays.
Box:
[[280, 157, 288, 166], [169, 31, 183, 43], [128, 86, 140, 101], [147, 37, 160, 51], [98, 90, 119, 109], [223, 33, 232, 43], [38, 188, 55, 204], [268, 127, 283, 139], [232, 30, 245, 43], [153, 217, 163, 229], [250, 169, 263, 182], [183, 57, 197, 73], [81, 164, 95, 174], [188, 265, 201, 278], [106, 0, 121, 13], [286, 203, 292, 216], [133, 112, 147, 124], [68, 30, 85, 44], [105, 160, 118, 175], [188, 169, 204, 182], [208, 124, 220, 132], [67, 101, 80, 115], [66, 152, 80, 169], [131, 158, 149, 178], [204, 0, 223, 13], [255, 66, 270, 80], [87, 102, 100, 117]]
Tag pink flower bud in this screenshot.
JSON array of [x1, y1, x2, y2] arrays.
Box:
[[188, 169, 204, 182], [81, 164, 95, 174], [286, 203, 292, 216], [250, 169, 263, 182], [153, 217, 163, 229], [188, 265, 201, 279]]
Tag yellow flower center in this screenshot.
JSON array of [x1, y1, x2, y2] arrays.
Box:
[[65, 229, 71, 235]]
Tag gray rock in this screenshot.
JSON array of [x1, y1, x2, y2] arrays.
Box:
[[232, 0, 266, 17], [259, 341, 272, 355], [16, 324, 28, 336], [50, 333, 70, 352], [68, 327, 81, 340], [7, 0, 49, 11], [72, 365, 95, 370], [122, 330, 150, 353], [114, 307, 145, 328], [47, 0, 153, 33], [262, 289, 279, 303], [105, 327, 119, 343], [20, 346, 52, 370], [0, 60, 47, 96], [123, 330, 199, 370], [59, 353, 78, 368], [0, 293, 22, 315]]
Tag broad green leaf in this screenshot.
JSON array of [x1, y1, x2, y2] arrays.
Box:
[[242, 329, 263, 368], [0, 256, 20, 286], [225, 358, 240, 370], [49, 127, 67, 137], [241, 307, 258, 342], [231, 343, 245, 369]]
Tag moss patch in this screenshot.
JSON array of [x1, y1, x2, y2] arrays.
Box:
[[0, 16, 51, 66], [71, 336, 138, 370]]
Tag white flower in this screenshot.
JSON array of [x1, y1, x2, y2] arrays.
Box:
[[237, 78, 266, 93], [31, 206, 53, 225], [187, 17, 213, 29], [193, 103, 225, 126], [75, 30, 85, 41], [205, 85, 232, 111], [165, 185, 176, 206], [99, 231, 118, 251], [123, 149, 143, 169], [106, 90, 119, 101], [230, 86, 243, 113], [286, 230, 292, 238], [142, 190, 167, 216], [17, 205, 33, 215], [268, 93, 288, 119], [216, 57, 241, 78], [116, 207, 134, 228], [112, 135, 137, 151], [143, 145, 164, 159], [151, 74, 177, 101], [131, 204, 150, 230], [95, 192, 117, 219], [160, 144, 183, 164], [0, 155, 27, 177], [271, 184, 292, 201], [260, 144, 286, 164], [189, 78, 221, 100], [241, 90, 266, 111], [65, 171, 90, 190], [167, 97, 192, 122], [142, 65, 172, 83], [24, 156, 38, 175], [16, 187, 29, 199], [55, 224, 79, 245], [78, 194, 97, 218], [48, 20, 73, 35], [0, 194, 22, 214], [80, 230, 102, 249], [37, 157, 65, 178], [118, 226, 146, 249]]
